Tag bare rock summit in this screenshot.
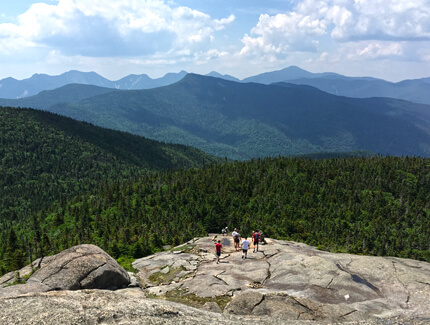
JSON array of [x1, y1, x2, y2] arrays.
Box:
[[1, 238, 430, 325]]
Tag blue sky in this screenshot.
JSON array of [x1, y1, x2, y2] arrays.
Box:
[[0, 0, 429, 81]]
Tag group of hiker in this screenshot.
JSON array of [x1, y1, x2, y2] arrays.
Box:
[[215, 228, 265, 263]]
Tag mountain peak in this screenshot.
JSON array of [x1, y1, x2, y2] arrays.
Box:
[[282, 65, 308, 72], [242, 66, 314, 84]]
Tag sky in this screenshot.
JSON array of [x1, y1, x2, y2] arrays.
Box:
[[0, 0, 429, 82]]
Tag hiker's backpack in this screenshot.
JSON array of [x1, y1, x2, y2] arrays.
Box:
[[254, 233, 259, 240]]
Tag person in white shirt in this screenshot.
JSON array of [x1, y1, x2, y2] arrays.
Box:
[[241, 237, 250, 259]]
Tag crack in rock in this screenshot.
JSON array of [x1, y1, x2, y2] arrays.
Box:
[[79, 262, 107, 288], [396, 260, 423, 269], [213, 271, 228, 286], [39, 254, 87, 283], [260, 249, 280, 259], [251, 294, 265, 313], [291, 297, 314, 313], [326, 276, 335, 289], [340, 309, 357, 318], [263, 259, 272, 285], [346, 258, 353, 268], [392, 261, 410, 306]]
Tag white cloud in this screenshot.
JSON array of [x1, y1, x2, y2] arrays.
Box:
[[332, 0, 430, 41], [239, 12, 326, 62], [0, 0, 235, 57], [357, 42, 404, 59], [194, 48, 229, 65], [239, 0, 430, 61]]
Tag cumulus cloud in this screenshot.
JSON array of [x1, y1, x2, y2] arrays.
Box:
[[239, 0, 430, 60], [331, 0, 430, 41], [356, 42, 404, 59], [0, 0, 235, 57], [194, 48, 229, 65], [240, 12, 326, 60]]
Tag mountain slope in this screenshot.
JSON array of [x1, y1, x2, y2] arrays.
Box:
[[3, 74, 430, 159], [283, 76, 430, 105], [0, 106, 220, 222], [205, 71, 240, 82], [243, 66, 430, 105], [0, 70, 189, 99], [241, 66, 343, 84], [3, 67, 429, 106], [0, 71, 113, 99], [0, 84, 118, 109]]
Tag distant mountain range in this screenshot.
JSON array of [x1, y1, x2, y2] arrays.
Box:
[[2, 74, 430, 160], [1, 66, 429, 105], [244, 66, 430, 105], [0, 70, 188, 99]]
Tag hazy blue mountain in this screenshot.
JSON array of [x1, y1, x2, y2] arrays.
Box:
[[0, 70, 188, 99], [3, 74, 430, 160], [114, 74, 153, 89], [241, 66, 430, 105], [0, 83, 118, 109], [205, 71, 240, 82], [2, 67, 429, 106], [241, 66, 342, 84], [279, 77, 430, 105], [111, 71, 189, 90], [0, 70, 113, 99]]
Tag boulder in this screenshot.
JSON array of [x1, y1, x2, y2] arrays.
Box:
[[28, 244, 130, 291], [0, 244, 130, 298]]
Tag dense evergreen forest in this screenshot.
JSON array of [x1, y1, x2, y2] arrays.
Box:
[[2, 150, 430, 275], [0, 106, 220, 273]]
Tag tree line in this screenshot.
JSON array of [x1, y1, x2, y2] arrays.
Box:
[[2, 154, 430, 275]]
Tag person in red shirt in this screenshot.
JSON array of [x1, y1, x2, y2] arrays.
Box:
[[252, 230, 260, 253], [215, 240, 222, 264]]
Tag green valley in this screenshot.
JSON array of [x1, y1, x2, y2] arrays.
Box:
[[0, 106, 220, 273], [2, 74, 430, 160]]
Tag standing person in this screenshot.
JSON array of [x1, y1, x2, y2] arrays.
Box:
[[215, 240, 222, 264], [260, 230, 266, 245], [221, 228, 226, 236], [241, 237, 250, 259], [252, 230, 260, 252], [232, 228, 240, 251], [225, 226, 229, 235]]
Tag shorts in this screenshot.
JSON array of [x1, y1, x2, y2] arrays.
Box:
[[216, 251, 221, 256], [254, 240, 259, 244], [234, 238, 240, 243], [242, 249, 248, 253]]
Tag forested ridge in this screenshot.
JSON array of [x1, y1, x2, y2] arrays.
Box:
[[3, 74, 430, 160], [0, 106, 220, 273], [2, 149, 430, 275]]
